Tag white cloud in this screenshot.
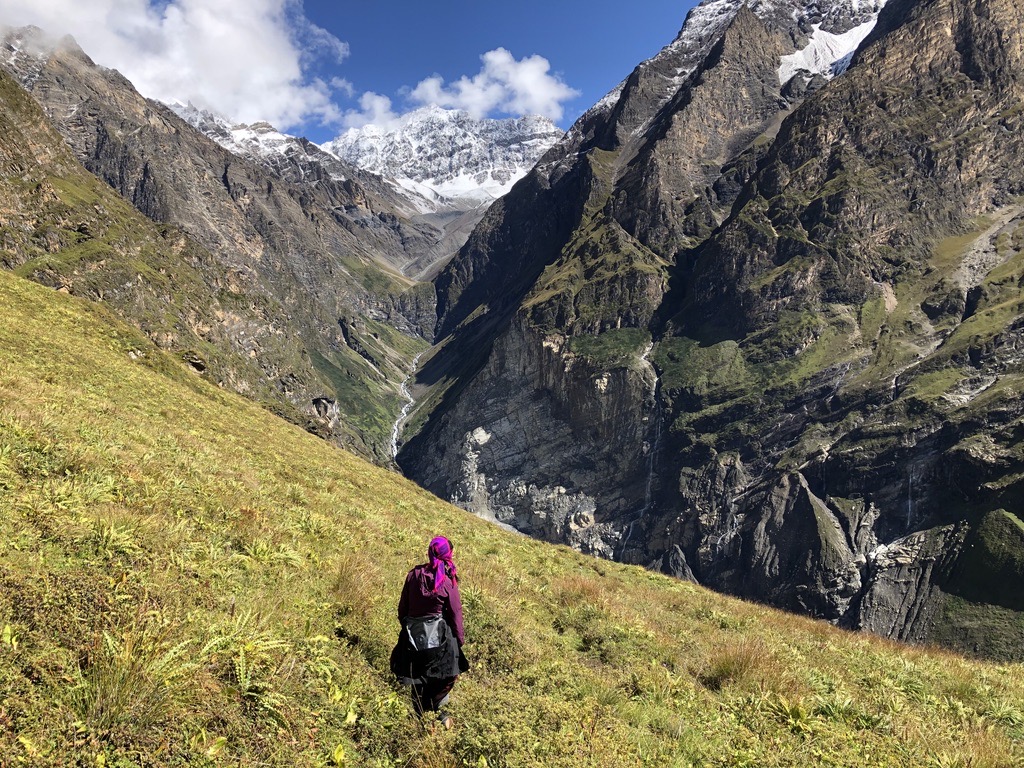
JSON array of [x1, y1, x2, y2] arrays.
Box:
[[0, 0, 349, 130], [342, 92, 402, 131], [330, 76, 355, 99], [338, 47, 580, 131], [408, 48, 579, 121], [0, 3, 580, 136]]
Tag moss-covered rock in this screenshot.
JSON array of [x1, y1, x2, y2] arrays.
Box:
[[948, 510, 1024, 611]]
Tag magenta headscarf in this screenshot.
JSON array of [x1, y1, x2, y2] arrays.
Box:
[[428, 536, 457, 592]]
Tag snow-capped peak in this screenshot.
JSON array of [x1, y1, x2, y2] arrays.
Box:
[[676, 0, 888, 84], [167, 101, 309, 164], [321, 106, 563, 209], [570, 0, 888, 144]]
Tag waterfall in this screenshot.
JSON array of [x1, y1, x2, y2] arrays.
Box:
[[906, 465, 914, 531], [642, 392, 663, 512], [713, 508, 740, 558], [390, 351, 425, 460]]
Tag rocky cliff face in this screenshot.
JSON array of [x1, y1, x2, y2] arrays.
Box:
[[409, 318, 658, 558], [167, 102, 480, 281], [1, 27, 435, 462], [0, 64, 291, 415], [403, 0, 1024, 659], [657, 0, 1024, 642]]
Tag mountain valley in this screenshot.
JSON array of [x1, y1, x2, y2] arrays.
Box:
[[1, 0, 1023, 666]]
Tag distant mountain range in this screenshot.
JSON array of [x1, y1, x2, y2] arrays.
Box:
[[168, 100, 563, 278], [168, 101, 563, 215], [323, 105, 564, 210]]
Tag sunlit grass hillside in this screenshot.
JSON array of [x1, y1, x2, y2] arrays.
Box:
[[1, 268, 1023, 767]]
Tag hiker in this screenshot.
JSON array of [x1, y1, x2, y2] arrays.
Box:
[[390, 535, 469, 726]]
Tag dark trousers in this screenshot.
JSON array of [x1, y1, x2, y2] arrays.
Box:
[[411, 676, 456, 715]]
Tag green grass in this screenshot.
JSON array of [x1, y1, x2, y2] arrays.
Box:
[[931, 235, 1024, 365], [2, 269, 1024, 767], [568, 328, 651, 369], [903, 369, 966, 404], [655, 305, 858, 454], [307, 345, 411, 460], [304, 309, 429, 461]]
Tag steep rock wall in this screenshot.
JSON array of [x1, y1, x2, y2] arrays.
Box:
[[406, 0, 1024, 658], [406, 317, 656, 557]]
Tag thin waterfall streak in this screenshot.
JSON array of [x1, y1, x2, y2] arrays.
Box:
[[391, 351, 425, 460], [906, 466, 914, 531]]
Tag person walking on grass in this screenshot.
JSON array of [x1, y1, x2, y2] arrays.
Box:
[[390, 535, 469, 728]]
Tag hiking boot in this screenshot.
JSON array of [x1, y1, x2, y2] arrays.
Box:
[[440, 715, 453, 730]]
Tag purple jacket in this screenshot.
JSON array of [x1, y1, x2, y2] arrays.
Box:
[[397, 563, 465, 646]]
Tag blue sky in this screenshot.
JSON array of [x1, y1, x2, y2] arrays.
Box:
[[0, 0, 701, 143], [300, 1, 697, 138]]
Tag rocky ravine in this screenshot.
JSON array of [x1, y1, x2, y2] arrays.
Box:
[[403, 0, 1024, 659], [1, 27, 566, 462]]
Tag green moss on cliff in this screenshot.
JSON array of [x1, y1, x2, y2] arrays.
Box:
[[948, 510, 1024, 612], [568, 327, 651, 369], [654, 337, 752, 399], [523, 213, 667, 334], [932, 596, 1024, 663]]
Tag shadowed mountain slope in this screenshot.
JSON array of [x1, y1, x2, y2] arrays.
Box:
[[1, 27, 435, 462]]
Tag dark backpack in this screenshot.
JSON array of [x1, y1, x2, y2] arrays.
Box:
[[403, 614, 447, 652]]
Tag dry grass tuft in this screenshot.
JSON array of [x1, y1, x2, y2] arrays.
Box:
[[552, 573, 610, 608], [693, 636, 798, 696]]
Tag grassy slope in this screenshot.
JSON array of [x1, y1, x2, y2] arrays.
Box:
[[1, 270, 1023, 768]]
